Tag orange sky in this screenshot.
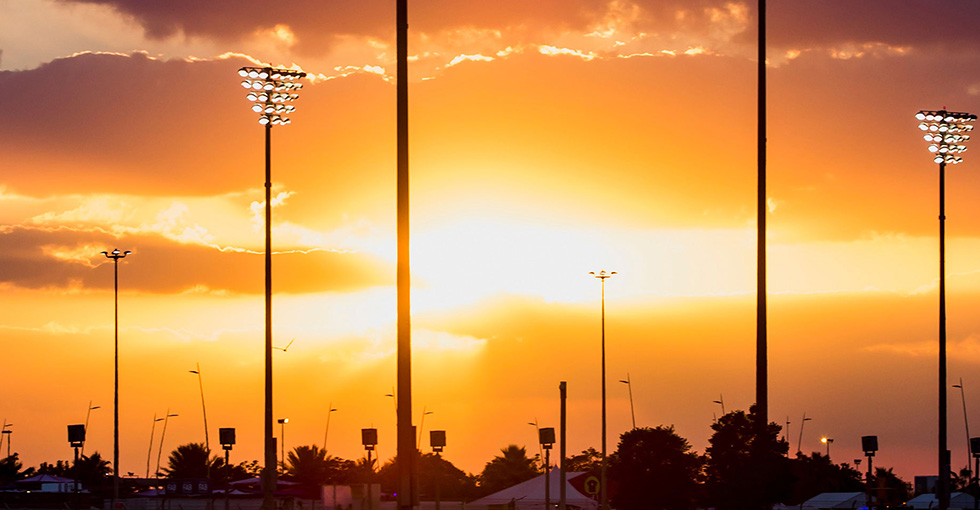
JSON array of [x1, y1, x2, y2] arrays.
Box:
[[2, 0, 980, 484]]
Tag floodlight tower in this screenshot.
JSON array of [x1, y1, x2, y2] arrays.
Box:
[[237, 65, 306, 510], [916, 108, 976, 510]]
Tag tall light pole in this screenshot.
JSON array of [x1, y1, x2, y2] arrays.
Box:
[[237, 65, 305, 510], [0, 421, 9, 457], [102, 247, 131, 503], [155, 411, 178, 478], [146, 414, 164, 478], [189, 363, 210, 457], [278, 418, 289, 474], [917, 108, 976, 510], [797, 412, 811, 454], [619, 375, 635, 429], [323, 405, 338, 452], [713, 394, 725, 416], [417, 408, 433, 450], [81, 402, 99, 457], [954, 379, 972, 473], [589, 270, 616, 510], [528, 420, 543, 464], [395, 0, 414, 507], [756, 0, 769, 430], [2, 427, 11, 457]]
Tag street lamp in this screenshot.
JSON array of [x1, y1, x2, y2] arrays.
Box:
[[81, 402, 100, 457], [238, 64, 306, 510], [917, 108, 976, 510], [102, 247, 131, 503], [146, 414, 165, 478], [277, 418, 289, 474], [323, 405, 338, 452], [417, 408, 433, 450], [821, 437, 834, 457], [538, 427, 556, 510], [155, 411, 178, 478], [589, 269, 616, 510], [713, 394, 725, 416], [797, 412, 812, 454], [619, 375, 635, 429], [189, 363, 210, 459], [0, 420, 11, 458], [430, 431, 446, 510], [1, 427, 11, 457], [862, 435, 878, 510], [954, 378, 972, 474]]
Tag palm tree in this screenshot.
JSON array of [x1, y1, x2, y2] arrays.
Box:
[[286, 445, 331, 486], [73, 452, 111, 489], [479, 445, 539, 494], [163, 443, 219, 479]]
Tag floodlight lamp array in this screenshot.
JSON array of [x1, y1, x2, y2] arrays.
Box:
[[917, 109, 976, 165], [238, 66, 306, 126]]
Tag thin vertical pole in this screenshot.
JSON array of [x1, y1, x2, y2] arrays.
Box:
[[396, 0, 414, 508], [559, 382, 567, 510], [940, 160, 949, 510], [263, 122, 277, 510], [600, 277, 607, 510], [756, 0, 768, 428], [113, 256, 120, 503], [544, 448, 550, 510]]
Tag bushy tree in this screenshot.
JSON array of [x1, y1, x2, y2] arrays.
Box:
[[786, 452, 863, 505], [703, 406, 792, 510], [608, 426, 703, 510], [73, 452, 111, 490], [377, 454, 479, 502], [479, 445, 538, 494], [872, 466, 909, 506], [564, 447, 601, 474], [0, 454, 30, 484]]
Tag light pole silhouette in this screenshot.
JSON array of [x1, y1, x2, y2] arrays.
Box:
[[146, 414, 164, 478], [81, 402, 100, 457], [917, 108, 976, 510], [102, 247, 131, 503], [237, 64, 305, 510], [590, 270, 616, 510], [278, 418, 289, 474], [323, 405, 338, 452], [189, 363, 210, 456], [796, 412, 811, 454], [619, 375, 635, 429], [954, 379, 971, 473], [154, 411, 178, 478]]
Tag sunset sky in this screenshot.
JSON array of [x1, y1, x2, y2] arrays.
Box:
[[2, 0, 980, 484]]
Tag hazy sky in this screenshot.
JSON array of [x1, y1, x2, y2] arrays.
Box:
[[2, 0, 980, 483]]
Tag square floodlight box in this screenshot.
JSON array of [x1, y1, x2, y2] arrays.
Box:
[[861, 435, 878, 456], [362, 428, 378, 450], [219, 428, 236, 449], [67, 424, 85, 446], [539, 427, 556, 448], [430, 430, 446, 451]]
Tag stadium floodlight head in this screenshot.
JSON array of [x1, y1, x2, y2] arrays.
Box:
[[917, 109, 976, 165], [238, 66, 307, 126]]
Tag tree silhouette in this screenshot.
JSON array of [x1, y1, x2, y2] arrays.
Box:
[[163, 443, 219, 479], [285, 445, 331, 487], [703, 406, 792, 510], [479, 445, 538, 494], [608, 426, 703, 510], [73, 452, 111, 490], [564, 447, 601, 474], [872, 466, 909, 506], [785, 452, 863, 505], [0, 454, 31, 484]]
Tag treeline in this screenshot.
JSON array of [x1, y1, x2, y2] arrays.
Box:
[[0, 408, 941, 510]]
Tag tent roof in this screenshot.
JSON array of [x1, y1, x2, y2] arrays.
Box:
[[907, 492, 977, 509], [801, 492, 867, 509], [469, 471, 597, 509], [17, 474, 75, 484]]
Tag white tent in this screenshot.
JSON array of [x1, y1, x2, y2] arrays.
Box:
[[468, 471, 598, 510], [797, 492, 869, 509], [907, 492, 977, 509]]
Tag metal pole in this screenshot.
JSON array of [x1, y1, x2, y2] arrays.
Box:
[[866, 455, 873, 509], [559, 382, 567, 510], [113, 255, 120, 504], [756, 0, 768, 429], [544, 448, 550, 510], [973, 453, 978, 510], [600, 276, 607, 510], [396, 0, 414, 507], [940, 160, 949, 510], [957, 379, 971, 473], [195, 364, 210, 455], [263, 121, 277, 510]]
